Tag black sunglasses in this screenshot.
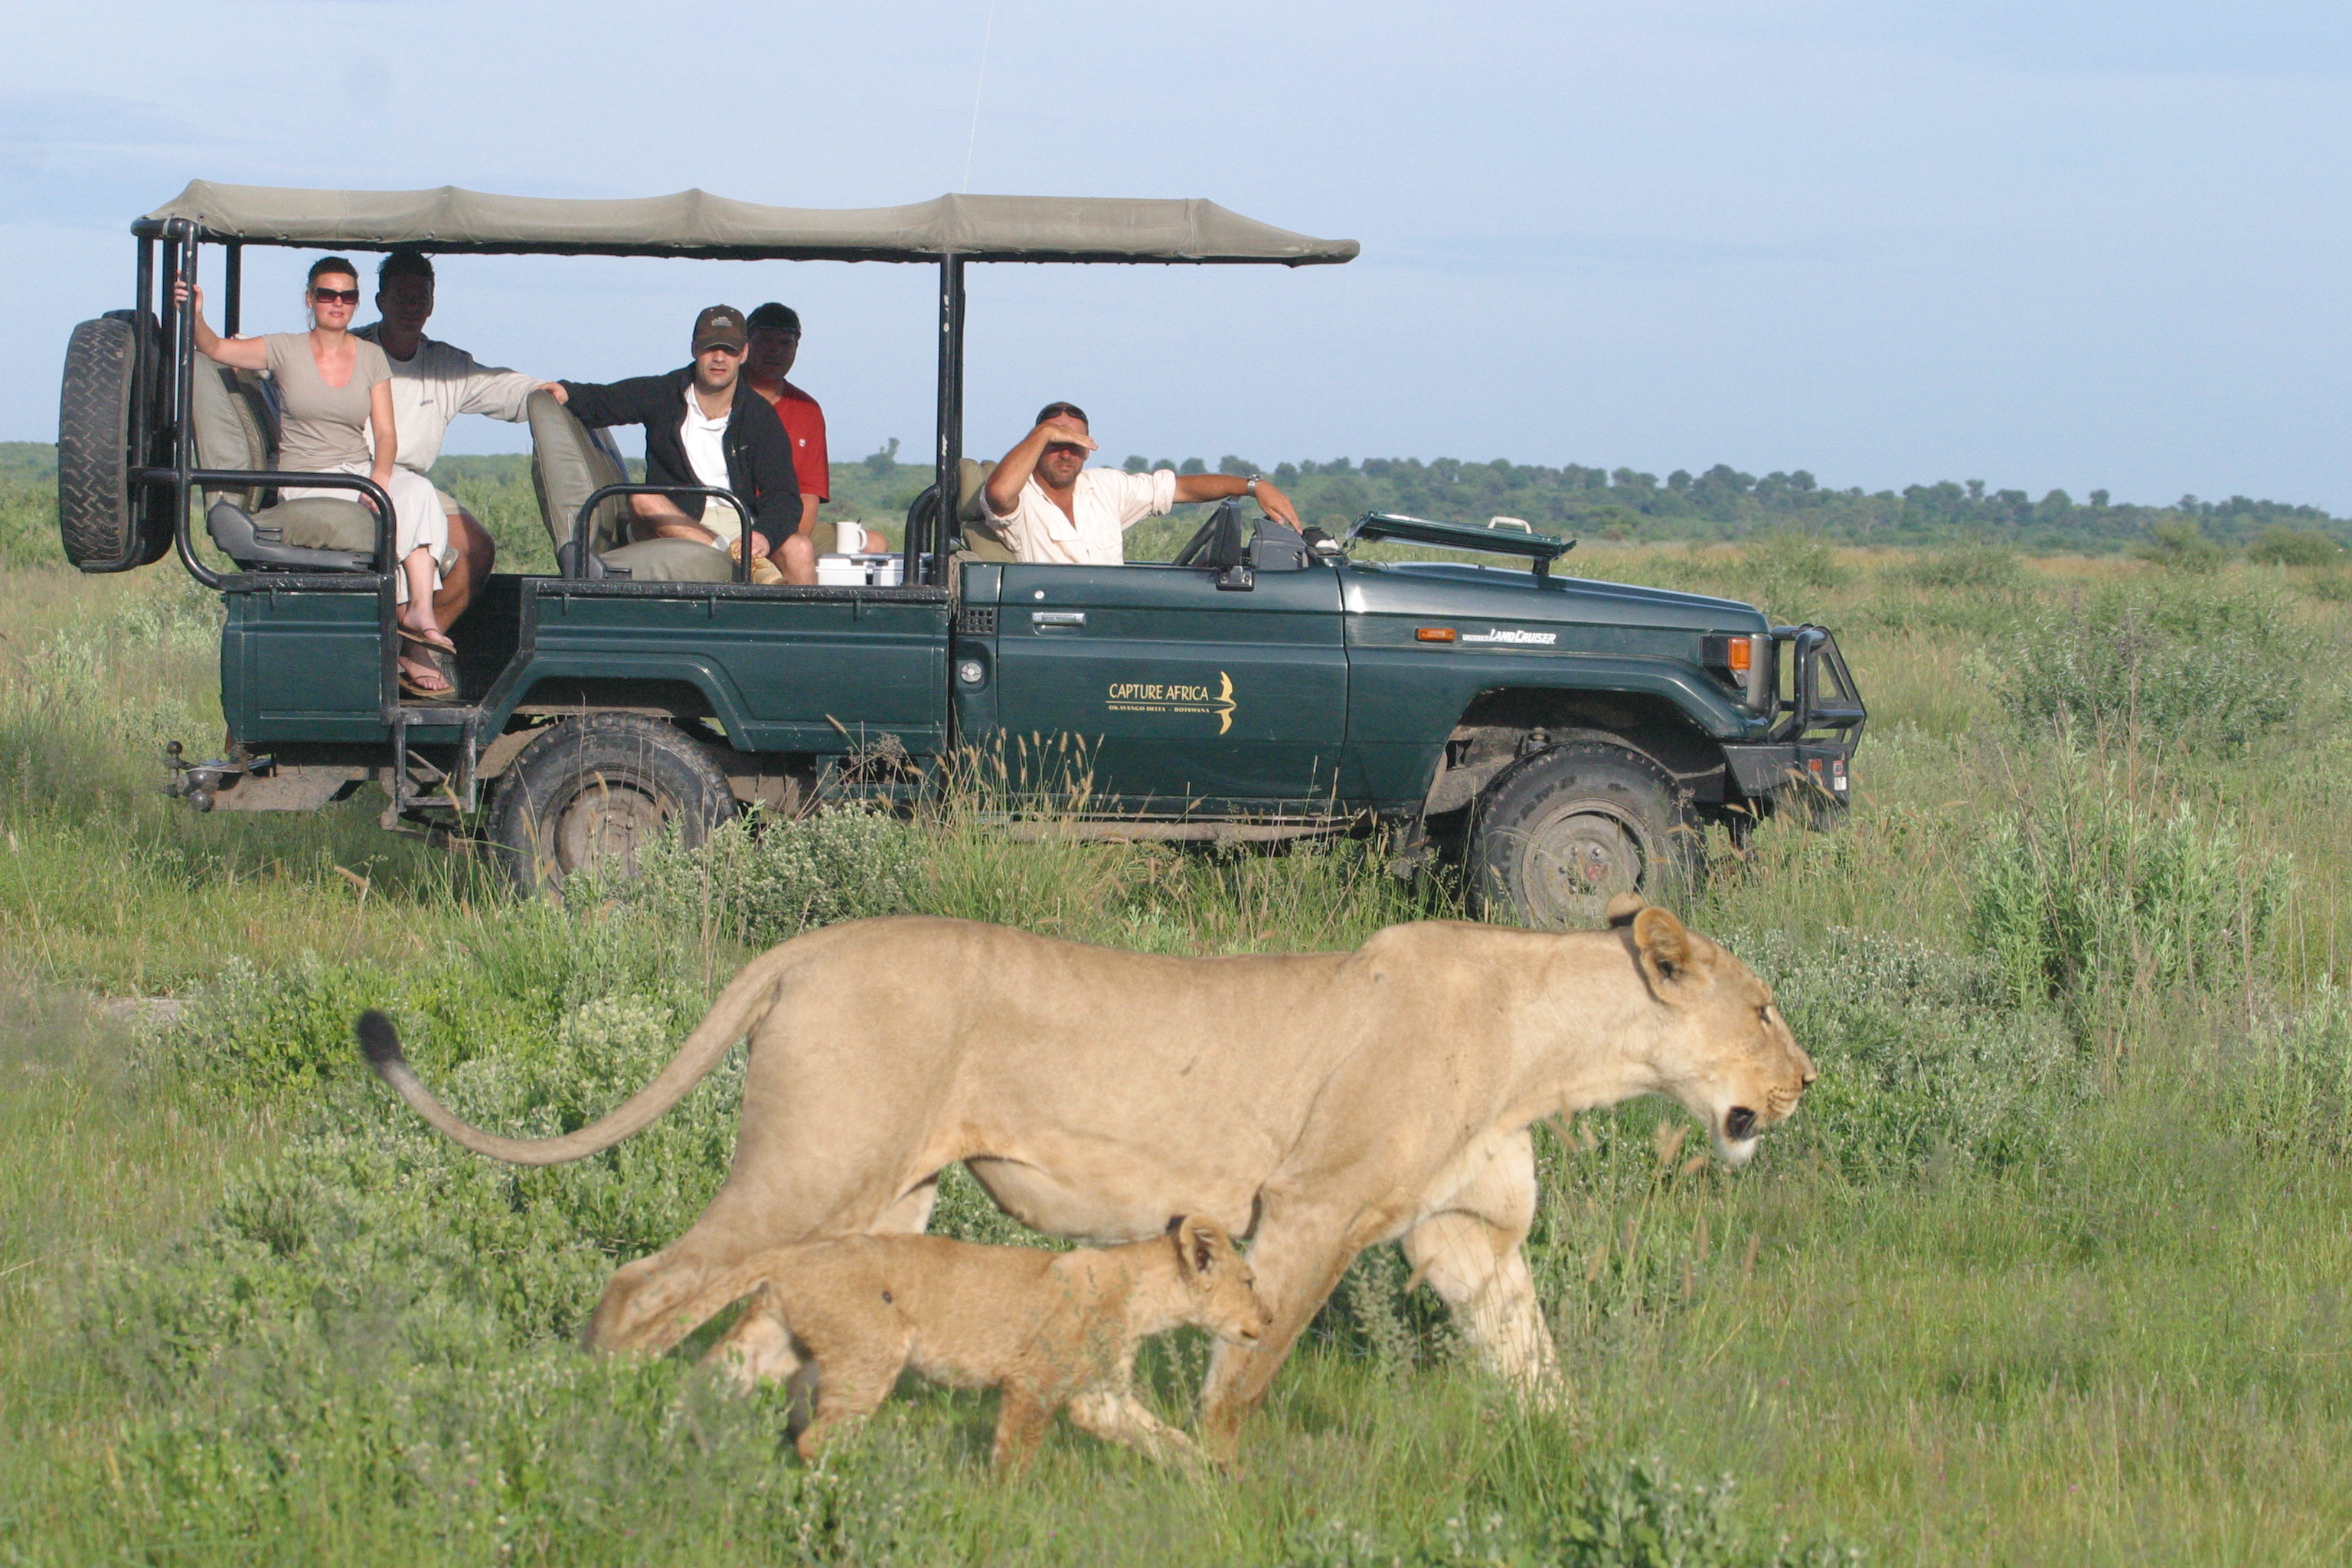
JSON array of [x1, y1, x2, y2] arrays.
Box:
[[311, 286, 360, 305]]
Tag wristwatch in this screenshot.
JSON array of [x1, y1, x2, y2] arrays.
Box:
[[1245, 475, 1263, 496]]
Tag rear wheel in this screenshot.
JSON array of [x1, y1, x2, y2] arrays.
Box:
[[487, 714, 737, 897], [1464, 742, 1703, 929], [57, 312, 165, 570]]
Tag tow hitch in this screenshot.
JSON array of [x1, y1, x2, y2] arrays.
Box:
[[164, 740, 266, 812]]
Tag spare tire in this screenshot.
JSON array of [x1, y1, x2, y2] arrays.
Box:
[[57, 311, 167, 571]]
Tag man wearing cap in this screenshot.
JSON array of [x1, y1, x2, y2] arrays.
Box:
[[743, 303, 831, 584], [982, 402, 1302, 566], [354, 249, 560, 630], [556, 305, 800, 583]]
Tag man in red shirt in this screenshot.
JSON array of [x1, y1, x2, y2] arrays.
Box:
[[745, 302, 831, 583]]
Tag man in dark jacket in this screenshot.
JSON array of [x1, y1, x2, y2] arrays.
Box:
[[556, 305, 801, 583]]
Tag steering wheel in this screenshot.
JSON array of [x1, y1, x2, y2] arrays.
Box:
[[1171, 499, 1244, 567]]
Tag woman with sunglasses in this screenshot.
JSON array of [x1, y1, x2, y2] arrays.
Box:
[[176, 256, 456, 698]]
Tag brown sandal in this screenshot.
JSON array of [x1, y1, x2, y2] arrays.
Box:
[[397, 654, 458, 702], [397, 624, 457, 657]]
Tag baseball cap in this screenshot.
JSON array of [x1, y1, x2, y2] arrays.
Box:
[[691, 305, 749, 353], [746, 302, 801, 334]]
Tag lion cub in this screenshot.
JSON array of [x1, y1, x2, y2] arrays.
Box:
[[707, 1215, 1269, 1472]]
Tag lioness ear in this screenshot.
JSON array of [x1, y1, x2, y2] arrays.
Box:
[[1633, 906, 1695, 995], [1604, 892, 1646, 929]]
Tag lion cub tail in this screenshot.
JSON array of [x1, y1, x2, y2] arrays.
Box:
[[354, 945, 796, 1167]]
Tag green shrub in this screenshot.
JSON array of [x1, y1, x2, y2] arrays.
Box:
[[2129, 516, 2225, 573], [633, 805, 923, 949], [0, 479, 59, 569], [1734, 530, 1846, 618], [1968, 787, 2288, 1008], [1991, 583, 2311, 749], [1896, 541, 2022, 592], [2244, 524, 2347, 568], [431, 455, 558, 574], [2222, 988, 2352, 1158], [1282, 1457, 1856, 1566], [1730, 925, 2083, 1177]]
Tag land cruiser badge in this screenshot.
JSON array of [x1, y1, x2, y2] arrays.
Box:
[[1107, 671, 1237, 735], [1460, 629, 1558, 645]]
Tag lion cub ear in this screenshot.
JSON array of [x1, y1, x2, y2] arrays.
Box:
[[1604, 892, 1646, 929], [1172, 1215, 1227, 1279], [1632, 906, 1696, 995]]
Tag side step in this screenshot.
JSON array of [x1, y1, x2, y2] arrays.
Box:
[[382, 704, 486, 825]]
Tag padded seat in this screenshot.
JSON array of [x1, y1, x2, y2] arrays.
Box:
[[528, 390, 733, 583], [191, 362, 377, 571], [955, 457, 1017, 562]]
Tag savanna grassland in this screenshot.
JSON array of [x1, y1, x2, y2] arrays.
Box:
[[5, 504, 2352, 1565]]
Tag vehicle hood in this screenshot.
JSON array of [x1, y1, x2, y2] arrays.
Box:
[[1336, 559, 1770, 635]]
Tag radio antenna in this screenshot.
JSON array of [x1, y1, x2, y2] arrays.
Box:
[[962, 0, 997, 194]]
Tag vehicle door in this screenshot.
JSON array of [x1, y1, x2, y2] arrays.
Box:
[[987, 557, 1348, 812]]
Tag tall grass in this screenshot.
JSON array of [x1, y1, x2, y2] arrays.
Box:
[[3, 546, 2352, 1563]]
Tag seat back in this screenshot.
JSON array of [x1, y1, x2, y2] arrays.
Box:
[[528, 391, 633, 564], [191, 361, 374, 571], [188, 363, 275, 507], [908, 459, 1017, 564]]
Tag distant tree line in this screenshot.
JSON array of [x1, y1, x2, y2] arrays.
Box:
[[2, 440, 2344, 565], [1089, 452, 2348, 554]]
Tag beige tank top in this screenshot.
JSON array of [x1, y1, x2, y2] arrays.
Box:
[[264, 332, 390, 472]]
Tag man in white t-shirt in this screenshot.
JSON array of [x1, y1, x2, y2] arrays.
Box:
[[355, 250, 563, 626], [980, 402, 1302, 566]]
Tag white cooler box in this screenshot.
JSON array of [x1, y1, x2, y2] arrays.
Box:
[[815, 552, 905, 587]]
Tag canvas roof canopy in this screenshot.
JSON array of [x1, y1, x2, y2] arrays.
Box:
[[138, 181, 1359, 266]]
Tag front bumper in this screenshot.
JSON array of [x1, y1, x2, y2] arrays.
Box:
[[1719, 625, 1865, 814]]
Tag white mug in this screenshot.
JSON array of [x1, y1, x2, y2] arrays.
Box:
[[832, 520, 866, 555]]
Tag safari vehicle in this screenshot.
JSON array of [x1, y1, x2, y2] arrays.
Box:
[[57, 181, 1864, 926]]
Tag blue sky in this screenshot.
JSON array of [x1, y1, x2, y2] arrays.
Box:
[[3, 2, 2346, 509]]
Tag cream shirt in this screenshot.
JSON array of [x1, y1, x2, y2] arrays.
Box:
[[353, 326, 541, 473], [679, 385, 743, 547], [986, 467, 1178, 566]]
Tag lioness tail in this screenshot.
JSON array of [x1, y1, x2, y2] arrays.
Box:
[[354, 945, 794, 1167]]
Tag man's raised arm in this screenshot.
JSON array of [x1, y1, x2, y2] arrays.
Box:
[[984, 415, 1097, 516]]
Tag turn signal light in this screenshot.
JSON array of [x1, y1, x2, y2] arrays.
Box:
[[1702, 632, 1754, 675], [1416, 627, 1458, 642]]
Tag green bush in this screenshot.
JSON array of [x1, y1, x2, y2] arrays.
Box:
[[1991, 583, 2311, 749], [1734, 530, 1846, 618], [1282, 1457, 1856, 1566], [1896, 541, 2022, 591], [2244, 524, 2347, 568], [0, 479, 60, 569], [431, 455, 558, 575], [633, 805, 924, 949], [2129, 517, 2225, 573], [1968, 787, 2287, 1008], [1730, 925, 2083, 1177]]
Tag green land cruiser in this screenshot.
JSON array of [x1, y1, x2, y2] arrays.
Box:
[[55, 181, 1864, 926]]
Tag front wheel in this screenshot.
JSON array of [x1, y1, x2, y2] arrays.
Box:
[[1464, 742, 1703, 929], [486, 714, 737, 897]]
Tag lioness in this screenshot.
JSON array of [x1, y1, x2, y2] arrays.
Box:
[[706, 1214, 1269, 1472], [358, 896, 1813, 1462]]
